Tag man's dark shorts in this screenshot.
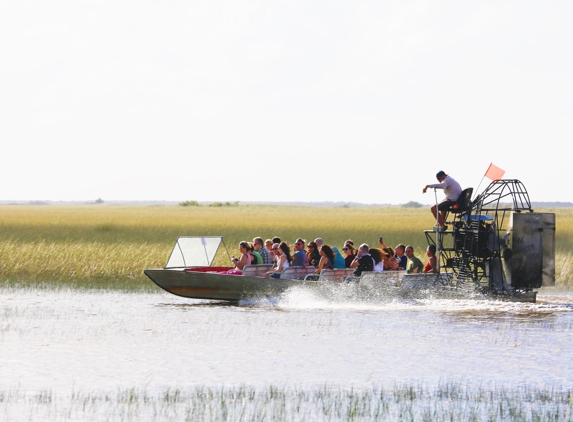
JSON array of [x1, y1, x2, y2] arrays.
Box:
[[437, 199, 457, 211]]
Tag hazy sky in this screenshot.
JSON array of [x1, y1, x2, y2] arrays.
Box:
[[2, 1, 571, 204]]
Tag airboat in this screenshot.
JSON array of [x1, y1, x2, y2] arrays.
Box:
[[144, 179, 555, 303]]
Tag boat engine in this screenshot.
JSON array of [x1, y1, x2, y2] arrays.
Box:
[[426, 179, 555, 297]]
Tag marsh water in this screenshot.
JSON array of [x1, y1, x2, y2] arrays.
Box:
[[1, 285, 573, 420]]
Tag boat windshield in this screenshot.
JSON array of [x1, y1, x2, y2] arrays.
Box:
[[165, 236, 223, 268]]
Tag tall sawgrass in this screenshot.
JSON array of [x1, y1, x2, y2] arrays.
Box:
[[1, 204, 572, 289]]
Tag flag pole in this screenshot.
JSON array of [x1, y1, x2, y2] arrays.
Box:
[[474, 175, 486, 200]]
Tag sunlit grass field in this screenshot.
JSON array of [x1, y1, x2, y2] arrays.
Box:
[[1, 204, 573, 289]]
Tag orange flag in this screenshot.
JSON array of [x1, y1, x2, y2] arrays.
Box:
[[484, 163, 505, 181]]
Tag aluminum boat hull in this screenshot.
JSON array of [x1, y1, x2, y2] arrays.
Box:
[[144, 268, 538, 303], [144, 268, 315, 301]]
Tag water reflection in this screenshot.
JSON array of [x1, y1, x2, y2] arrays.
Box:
[[156, 300, 239, 309]]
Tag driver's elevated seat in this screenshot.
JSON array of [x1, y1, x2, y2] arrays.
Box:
[[448, 187, 473, 214]]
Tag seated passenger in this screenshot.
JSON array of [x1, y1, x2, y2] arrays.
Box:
[[253, 237, 273, 265], [220, 241, 252, 275], [270, 243, 280, 263], [306, 241, 321, 267], [265, 239, 274, 252], [383, 247, 399, 271], [266, 242, 292, 278], [423, 245, 439, 273], [342, 244, 356, 268], [291, 238, 307, 266], [394, 244, 408, 270], [314, 244, 335, 274], [405, 245, 424, 274], [378, 237, 401, 269], [369, 248, 385, 273], [248, 242, 262, 265], [350, 244, 375, 277], [331, 246, 347, 269]]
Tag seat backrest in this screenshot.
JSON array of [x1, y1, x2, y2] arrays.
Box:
[[242, 264, 273, 277], [280, 266, 316, 280], [279, 267, 299, 280], [450, 187, 473, 213], [319, 268, 355, 282]]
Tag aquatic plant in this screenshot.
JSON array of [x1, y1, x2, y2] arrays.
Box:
[[1, 382, 572, 421]]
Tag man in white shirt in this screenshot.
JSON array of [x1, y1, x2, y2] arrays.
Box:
[[423, 170, 462, 230]]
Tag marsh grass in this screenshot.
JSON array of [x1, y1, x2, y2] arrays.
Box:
[[2, 204, 573, 289], [0, 383, 571, 421]]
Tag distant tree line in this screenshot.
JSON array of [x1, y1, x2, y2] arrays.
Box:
[[175, 200, 571, 208], [179, 201, 239, 207], [401, 201, 423, 208], [179, 200, 200, 207]]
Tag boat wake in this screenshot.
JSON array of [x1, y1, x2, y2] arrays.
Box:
[[240, 284, 573, 314]]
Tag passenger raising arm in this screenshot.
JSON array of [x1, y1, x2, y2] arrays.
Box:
[[350, 244, 375, 277]]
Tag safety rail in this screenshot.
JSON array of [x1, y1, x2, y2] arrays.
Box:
[[318, 268, 355, 282], [359, 271, 407, 287], [360, 271, 453, 288], [242, 264, 274, 277], [280, 266, 317, 280]]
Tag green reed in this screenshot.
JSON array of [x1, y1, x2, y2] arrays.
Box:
[[1, 382, 571, 421]]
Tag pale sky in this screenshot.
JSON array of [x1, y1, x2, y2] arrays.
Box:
[[1, 1, 571, 204]]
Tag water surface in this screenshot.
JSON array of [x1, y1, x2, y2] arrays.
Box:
[[1, 286, 572, 419]]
